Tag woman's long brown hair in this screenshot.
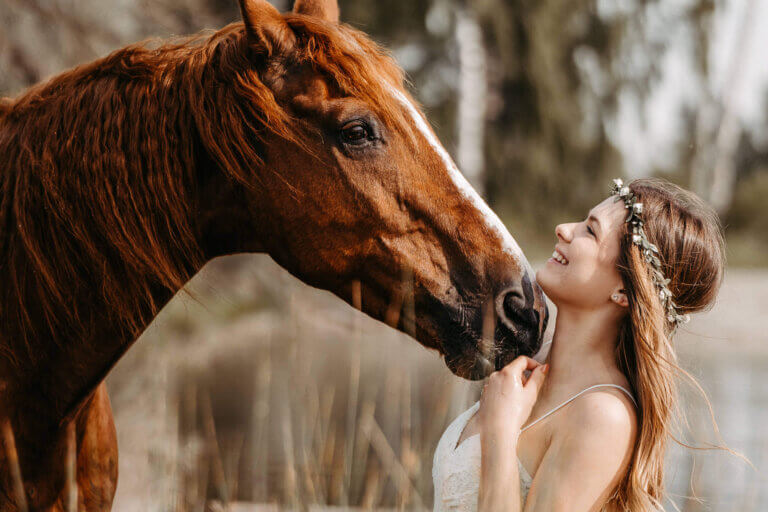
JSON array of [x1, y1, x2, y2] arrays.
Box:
[[605, 178, 748, 511]]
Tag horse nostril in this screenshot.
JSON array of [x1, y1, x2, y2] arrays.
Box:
[[495, 283, 528, 333], [502, 289, 527, 324], [492, 273, 548, 365]]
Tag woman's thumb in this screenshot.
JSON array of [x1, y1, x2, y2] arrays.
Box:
[[526, 363, 548, 394]]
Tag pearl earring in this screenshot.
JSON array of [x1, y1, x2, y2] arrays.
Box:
[[612, 294, 618, 301]]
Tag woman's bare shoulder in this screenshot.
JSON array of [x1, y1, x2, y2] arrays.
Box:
[[526, 389, 638, 511], [559, 387, 638, 449]]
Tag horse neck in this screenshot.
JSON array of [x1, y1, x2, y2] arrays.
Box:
[[1, 46, 214, 429]]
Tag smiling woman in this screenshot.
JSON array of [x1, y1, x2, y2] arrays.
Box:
[[434, 177, 740, 512]]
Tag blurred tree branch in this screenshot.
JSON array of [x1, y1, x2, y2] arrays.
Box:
[[6, 0, 121, 48], [2, 0, 766, 261]]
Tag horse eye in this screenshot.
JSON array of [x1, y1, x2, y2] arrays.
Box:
[[340, 121, 372, 145]]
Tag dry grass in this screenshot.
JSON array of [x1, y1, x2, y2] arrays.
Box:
[[107, 255, 768, 511], [108, 254, 481, 511]]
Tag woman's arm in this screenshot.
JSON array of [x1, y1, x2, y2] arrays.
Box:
[[478, 426, 523, 510], [476, 356, 548, 512]]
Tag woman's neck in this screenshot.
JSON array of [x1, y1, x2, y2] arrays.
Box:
[[542, 305, 624, 394]]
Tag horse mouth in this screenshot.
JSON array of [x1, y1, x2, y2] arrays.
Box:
[[350, 278, 544, 380], [442, 339, 539, 380], [423, 299, 544, 381], [444, 351, 495, 380]]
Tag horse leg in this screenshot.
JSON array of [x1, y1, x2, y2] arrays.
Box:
[[2, 382, 118, 511], [72, 381, 118, 511], [44, 381, 117, 512], [45, 381, 117, 512]]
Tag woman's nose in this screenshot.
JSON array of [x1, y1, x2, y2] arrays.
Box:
[[555, 223, 573, 242]]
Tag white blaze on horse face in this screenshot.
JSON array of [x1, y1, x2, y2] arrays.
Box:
[[388, 86, 534, 275]]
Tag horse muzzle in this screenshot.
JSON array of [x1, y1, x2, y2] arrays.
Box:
[[435, 270, 548, 380]]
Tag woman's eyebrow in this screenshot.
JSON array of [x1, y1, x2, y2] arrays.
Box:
[[588, 214, 603, 237]]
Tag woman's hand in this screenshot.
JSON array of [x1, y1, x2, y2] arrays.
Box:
[[477, 356, 549, 436], [476, 356, 549, 512]]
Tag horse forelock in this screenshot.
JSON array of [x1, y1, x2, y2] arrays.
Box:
[[186, 15, 418, 194], [283, 15, 411, 132]]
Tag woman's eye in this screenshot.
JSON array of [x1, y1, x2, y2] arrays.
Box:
[[340, 121, 372, 145], [587, 225, 595, 237]]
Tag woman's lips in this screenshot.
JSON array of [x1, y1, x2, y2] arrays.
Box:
[[550, 248, 569, 265]]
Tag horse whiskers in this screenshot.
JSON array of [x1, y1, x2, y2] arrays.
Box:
[[479, 301, 496, 358]]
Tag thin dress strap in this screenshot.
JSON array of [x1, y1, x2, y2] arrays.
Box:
[[520, 384, 637, 433]]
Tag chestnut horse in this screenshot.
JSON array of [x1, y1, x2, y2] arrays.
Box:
[[0, 0, 547, 509]]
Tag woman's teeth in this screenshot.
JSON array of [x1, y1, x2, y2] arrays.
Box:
[[552, 251, 569, 265]]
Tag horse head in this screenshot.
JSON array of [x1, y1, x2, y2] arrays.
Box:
[[196, 0, 548, 379]]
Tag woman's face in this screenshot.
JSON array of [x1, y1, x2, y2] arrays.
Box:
[[536, 196, 627, 310]]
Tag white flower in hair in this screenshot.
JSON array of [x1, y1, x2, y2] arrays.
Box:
[[609, 178, 688, 330], [612, 178, 631, 197]]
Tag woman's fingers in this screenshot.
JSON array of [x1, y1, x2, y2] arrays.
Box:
[[479, 357, 549, 432], [524, 364, 549, 396], [523, 357, 542, 371], [501, 355, 541, 378], [484, 357, 544, 394]]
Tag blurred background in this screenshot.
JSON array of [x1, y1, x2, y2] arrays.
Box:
[[2, 0, 767, 510]]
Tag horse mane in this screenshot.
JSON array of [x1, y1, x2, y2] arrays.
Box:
[[0, 14, 406, 368]]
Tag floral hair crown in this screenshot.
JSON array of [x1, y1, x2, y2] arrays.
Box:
[[610, 178, 690, 328]]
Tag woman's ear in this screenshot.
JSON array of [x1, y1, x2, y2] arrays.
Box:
[[238, 0, 296, 56], [610, 289, 629, 308]]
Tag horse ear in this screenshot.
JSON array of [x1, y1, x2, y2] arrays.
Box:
[[238, 0, 295, 54], [293, 0, 339, 23]]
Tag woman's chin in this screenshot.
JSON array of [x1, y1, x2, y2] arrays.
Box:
[[535, 265, 555, 290]]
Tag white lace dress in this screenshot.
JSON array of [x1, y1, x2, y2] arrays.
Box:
[[432, 400, 533, 511]]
